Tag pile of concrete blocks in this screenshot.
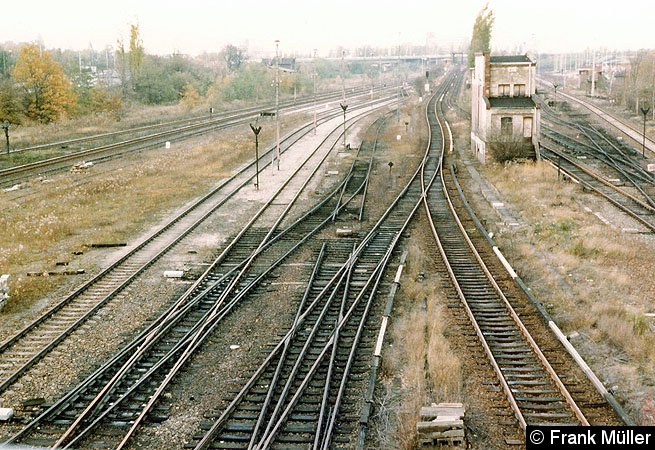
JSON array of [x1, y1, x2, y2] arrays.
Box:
[[417, 403, 466, 448], [0, 274, 9, 312]]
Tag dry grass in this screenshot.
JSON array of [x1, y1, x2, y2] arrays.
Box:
[[478, 159, 655, 422], [366, 101, 428, 214], [10, 102, 206, 149], [0, 113, 307, 312], [425, 299, 462, 402], [375, 241, 461, 448]]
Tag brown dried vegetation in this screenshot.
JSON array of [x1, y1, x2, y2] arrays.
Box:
[[0, 114, 306, 312], [374, 241, 462, 449], [479, 160, 655, 422]]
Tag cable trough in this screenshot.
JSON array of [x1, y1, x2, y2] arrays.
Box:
[[423, 72, 625, 435]]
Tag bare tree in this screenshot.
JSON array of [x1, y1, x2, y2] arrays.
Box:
[[115, 38, 129, 98]]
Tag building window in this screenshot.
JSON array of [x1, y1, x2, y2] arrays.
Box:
[[501, 117, 513, 136], [498, 84, 510, 96], [515, 84, 526, 96]]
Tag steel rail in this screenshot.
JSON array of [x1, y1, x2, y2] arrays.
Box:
[[247, 242, 328, 449], [0, 94, 399, 398], [109, 111, 387, 450], [0, 85, 397, 185], [193, 70, 458, 450], [574, 125, 655, 206], [0, 96, 394, 400], [50, 99, 392, 449], [42, 101, 394, 445], [1, 97, 394, 446], [254, 83, 447, 447], [7, 84, 386, 155], [544, 83, 655, 154], [424, 75, 589, 431], [358, 114, 388, 221], [541, 145, 655, 232]]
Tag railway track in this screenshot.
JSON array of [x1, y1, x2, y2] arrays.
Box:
[[6, 86, 376, 156], [0, 95, 399, 400], [184, 70, 458, 450], [1, 68, 628, 448], [539, 79, 655, 154], [540, 96, 655, 232], [543, 124, 653, 185], [0, 95, 398, 449], [422, 75, 625, 436], [0, 84, 395, 186], [540, 145, 655, 231]]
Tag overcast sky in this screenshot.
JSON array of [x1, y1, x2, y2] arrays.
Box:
[[2, 0, 654, 56]]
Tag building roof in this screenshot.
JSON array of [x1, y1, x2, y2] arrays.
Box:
[[488, 96, 537, 108], [489, 54, 533, 64]]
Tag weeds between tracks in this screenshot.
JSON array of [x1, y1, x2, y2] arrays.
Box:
[[468, 159, 655, 423], [373, 239, 462, 449]]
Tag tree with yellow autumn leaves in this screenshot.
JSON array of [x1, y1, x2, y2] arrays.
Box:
[[12, 44, 76, 123]]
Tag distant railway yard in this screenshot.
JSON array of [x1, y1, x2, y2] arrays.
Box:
[[3, 45, 655, 450]]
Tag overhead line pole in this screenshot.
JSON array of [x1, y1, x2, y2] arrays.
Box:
[[275, 39, 280, 170], [313, 48, 318, 135]]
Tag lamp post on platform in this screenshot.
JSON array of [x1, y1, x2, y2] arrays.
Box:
[[275, 39, 280, 170]]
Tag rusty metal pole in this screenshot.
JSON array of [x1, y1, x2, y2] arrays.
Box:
[[250, 123, 261, 190], [313, 50, 318, 135], [641, 105, 650, 158], [553, 84, 559, 112], [2, 120, 9, 154]]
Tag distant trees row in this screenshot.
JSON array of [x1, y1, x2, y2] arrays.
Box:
[[0, 26, 375, 127]]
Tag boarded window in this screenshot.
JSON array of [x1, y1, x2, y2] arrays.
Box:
[[515, 84, 526, 96], [499, 84, 510, 96], [501, 117, 513, 136], [523, 117, 533, 138]]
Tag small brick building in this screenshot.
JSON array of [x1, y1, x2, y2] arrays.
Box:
[[470, 53, 541, 163]]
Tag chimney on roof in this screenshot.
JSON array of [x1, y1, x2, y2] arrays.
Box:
[[483, 52, 490, 98]]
